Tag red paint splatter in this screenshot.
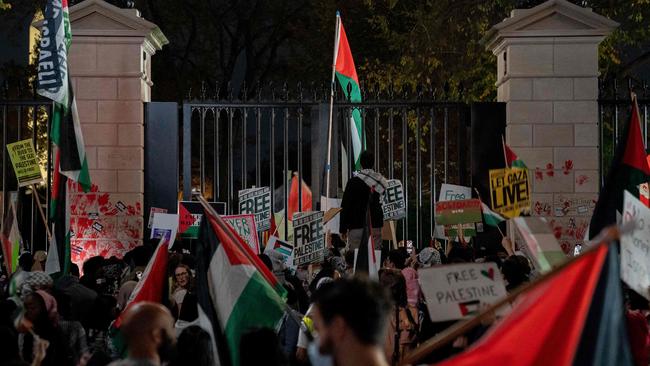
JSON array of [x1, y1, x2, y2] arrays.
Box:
[[576, 175, 589, 186], [563, 160, 573, 175], [535, 168, 544, 181], [546, 163, 554, 177]]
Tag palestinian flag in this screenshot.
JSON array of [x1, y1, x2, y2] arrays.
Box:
[[589, 95, 650, 238], [197, 205, 287, 366], [503, 141, 527, 169], [433, 244, 633, 366], [37, 0, 91, 275], [480, 202, 505, 227], [0, 201, 22, 273], [110, 239, 169, 356], [334, 12, 364, 170]]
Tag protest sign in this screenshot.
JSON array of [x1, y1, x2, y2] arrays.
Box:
[[321, 196, 342, 234], [293, 211, 325, 266], [489, 167, 531, 218], [639, 183, 650, 208], [178, 201, 226, 239], [150, 213, 179, 242], [444, 223, 476, 238], [419, 262, 508, 322], [147, 207, 168, 229], [621, 191, 650, 300], [264, 236, 295, 279], [382, 179, 406, 220], [223, 214, 260, 254], [439, 183, 472, 202], [238, 186, 272, 231], [6, 139, 43, 187], [513, 217, 566, 273], [435, 199, 482, 225]]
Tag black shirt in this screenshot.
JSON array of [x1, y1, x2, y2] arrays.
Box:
[[340, 176, 384, 232]]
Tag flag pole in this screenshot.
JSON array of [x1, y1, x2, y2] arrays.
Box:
[[325, 12, 341, 210], [501, 134, 508, 167], [473, 187, 504, 237], [400, 229, 621, 366], [32, 184, 52, 243]]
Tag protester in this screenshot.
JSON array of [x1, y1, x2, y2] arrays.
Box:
[[107, 302, 176, 366], [20, 290, 73, 366], [172, 325, 214, 366], [310, 277, 392, 366], [379, 269, 419, 365], [339, 151, 388, 250], [170, 264, 193, 318], [55, 263, 98, 322], [240, 327, 288, 366]]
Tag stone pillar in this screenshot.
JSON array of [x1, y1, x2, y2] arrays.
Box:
[[485, 0, 617, 252], [62, 0, 167, 265]]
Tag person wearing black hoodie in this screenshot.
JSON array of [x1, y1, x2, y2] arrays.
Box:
[[339, 151, 387, 251]]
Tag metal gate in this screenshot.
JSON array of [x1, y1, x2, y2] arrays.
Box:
[[182, 84, 470, 247], [0, 96, 52, 253]]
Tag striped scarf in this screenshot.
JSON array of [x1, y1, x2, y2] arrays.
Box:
[[354, 169, 388, 196]]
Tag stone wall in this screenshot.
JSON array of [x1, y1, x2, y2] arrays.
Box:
[[486, 0, 618, 252]]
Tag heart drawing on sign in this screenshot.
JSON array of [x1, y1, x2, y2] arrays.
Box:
[[481, 267, 494, 280]]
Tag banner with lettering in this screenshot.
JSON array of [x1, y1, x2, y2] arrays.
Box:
[[6, 139, 43, 187], [238, 186, 272, 231], [419, 262, 509, 322], [293, 211, 325, 266], [435, 199, 482, 225], [178, 201, 226, 239], [223, 214, 260, 254], [621, 191, 650, 300], [382, 179, 406, 220], [489, 167, 531, 218]]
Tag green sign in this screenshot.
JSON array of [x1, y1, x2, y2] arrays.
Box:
[[7, 139, 42, 187]]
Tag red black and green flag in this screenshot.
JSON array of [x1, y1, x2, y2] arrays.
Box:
[[433, 244, 633, 366], [196, 205, 287, 366], [37, 0, 91, 275], [589, 95, 650, 239]]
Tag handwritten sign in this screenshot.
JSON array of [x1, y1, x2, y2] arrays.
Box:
[[439, 183, 471, 202], [293, 211, 325, 266], [239, 187, 272, 231], [435, 199, 482, 225], [223, 214, 260, 254], [382, 179, 406, 220], [178, 201, 226, 239], [489, 167, 531, 218], [621, 191, 650, 300], [6, 139, 43, 187], [419, 262, 508, 322]]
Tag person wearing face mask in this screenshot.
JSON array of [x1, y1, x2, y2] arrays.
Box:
[[108, 302, 177, 366], [309, 277, 392, 366]]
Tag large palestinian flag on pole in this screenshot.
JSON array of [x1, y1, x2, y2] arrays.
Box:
[[589, 95, 650, 238], [37, 0, 91, 275], [196, 204, 287, 366], [334, 12, 364, 170], [432, 244, 633, 366]]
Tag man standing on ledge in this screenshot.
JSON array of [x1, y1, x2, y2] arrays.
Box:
[[339, 151, 387, 251]]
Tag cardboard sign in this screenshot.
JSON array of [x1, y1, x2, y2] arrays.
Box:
[[382, 179, 406, 220], [435, 199, 482, 225], [513, 217, 566, 273], [439, 183, 472, 202], [321, 196, 342, 234], [293, 211, 325, 266], [178, 201, 226, 239], [621, 191, 650, 300], [238, 187, 272, 231], [6, 139, 43, 187], [444, 223, 476, 238], [223, 214, 260, 254], [419, 262, 508, 322], [264, 236, 295, 277], [489, 167, 531, 218], [147, 207, 168, 229], [639, 183, 650, 208], [150, 213, 179, 241]]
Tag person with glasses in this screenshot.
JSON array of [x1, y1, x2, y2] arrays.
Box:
[[170, 265, 193, 319]]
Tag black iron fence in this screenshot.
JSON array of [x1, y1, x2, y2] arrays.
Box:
[[598, 78, 650, 186], [182, 83, 471, 247], [0, 97, 52, 252]]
